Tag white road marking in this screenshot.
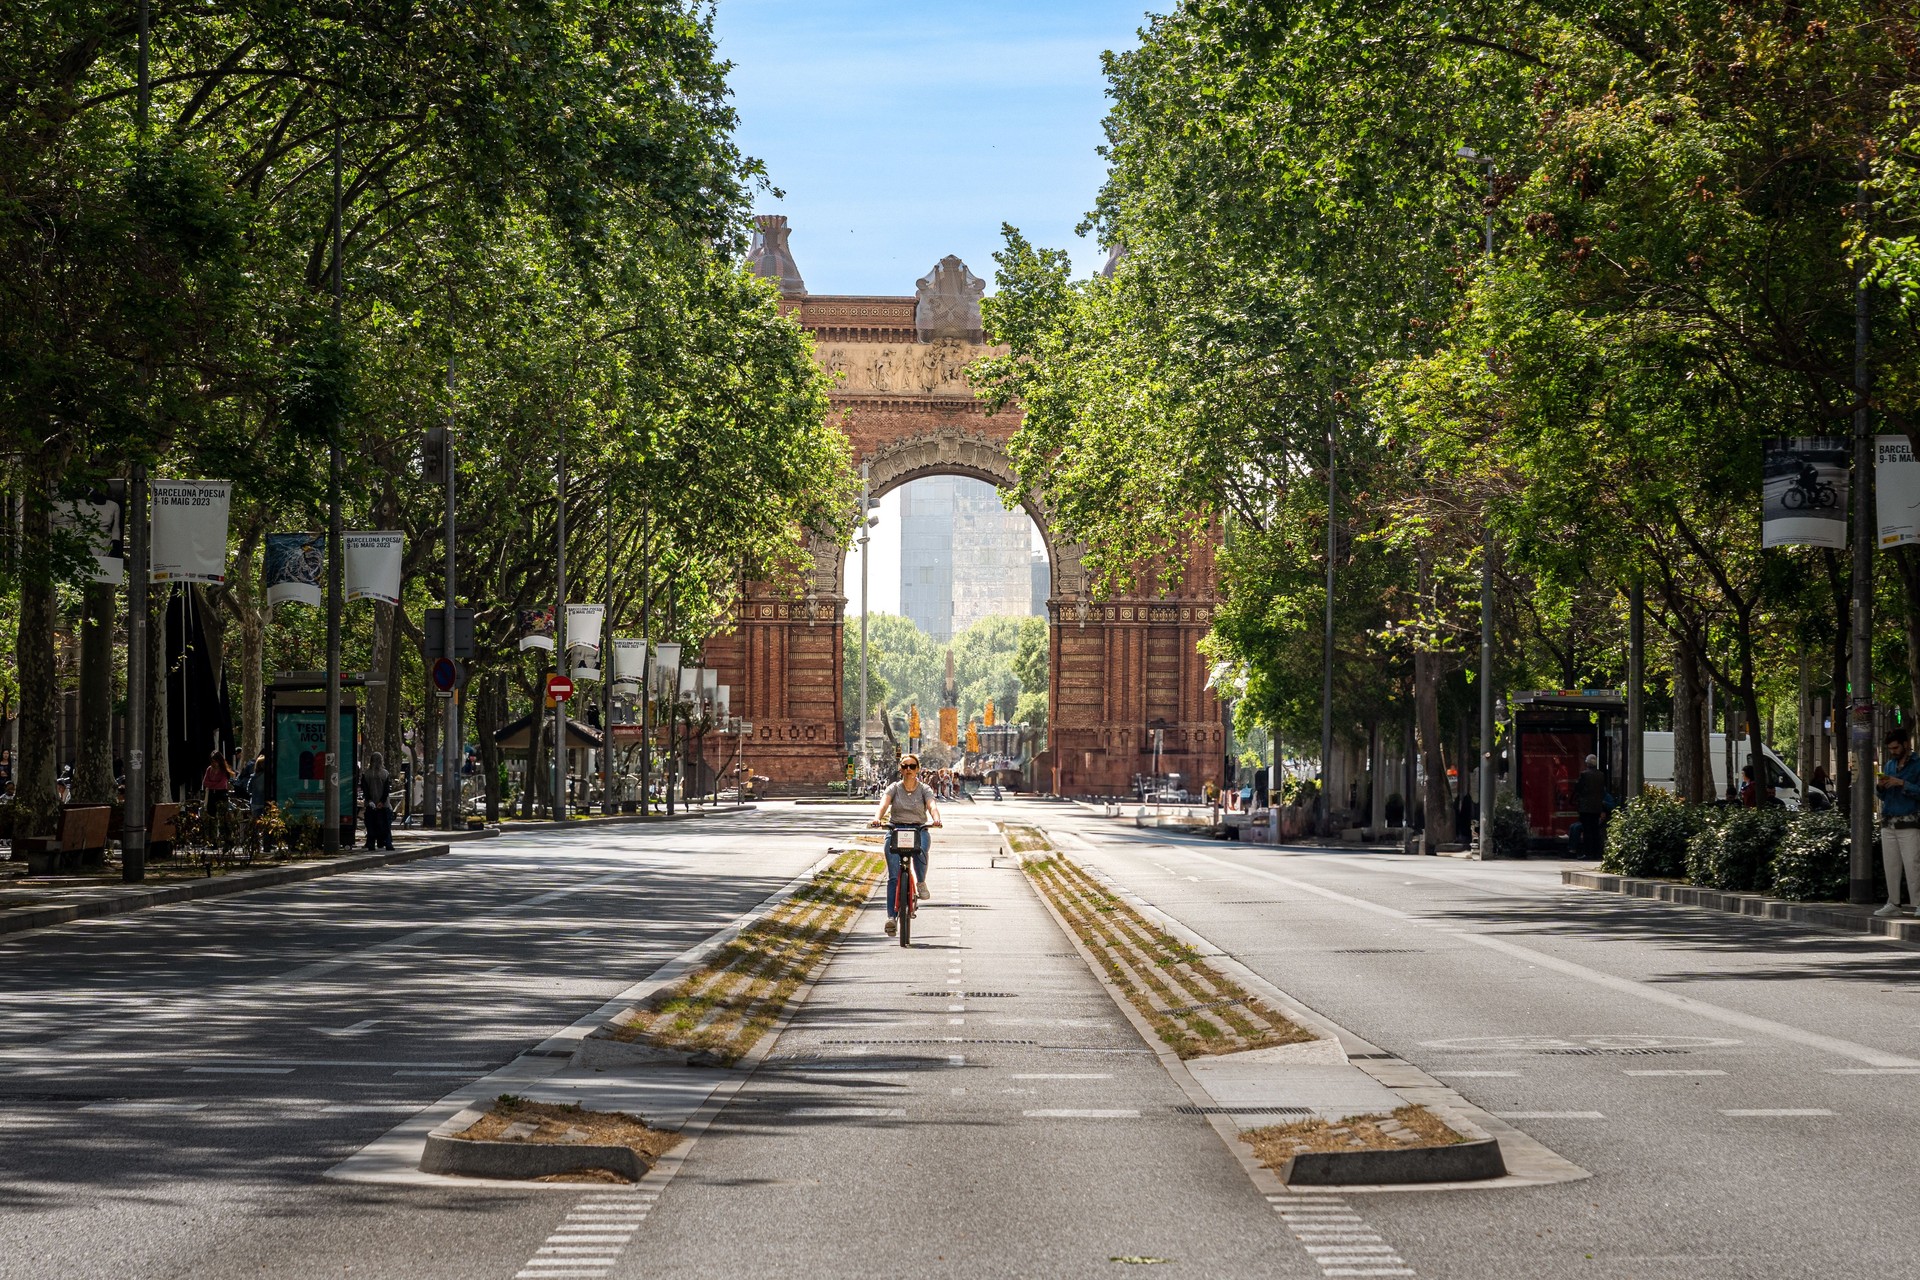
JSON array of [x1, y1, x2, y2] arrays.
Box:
[[1494, 1111, 1604, 1119], [1268, 1193, 1416, 1275], [392, 1070, 476, 1078], [185, 1066, 294, 1075], [80, 1101, 208, 1113], [1023, 1108, 1139, 1118], [1154, 846, 1920, 1069], [322, 1018, 382, 1037], [321, 1104, 425, 1114], [1624, 1069, 1728, 1077], [1720, 1108, 1833, 1117], [788, 1107, 906, 1118], [948, 1005, 965, 1012], [1011, 1073, 1112, 1079], [1826, 1067, 1920, 1074], [948, 1018, 964, 1025], [1431, 1071, 1519, 1078]]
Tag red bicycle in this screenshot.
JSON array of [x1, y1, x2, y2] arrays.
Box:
[[887, 824, 923, 947]]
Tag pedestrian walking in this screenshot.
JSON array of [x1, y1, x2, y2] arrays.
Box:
[[202, 751, 232, 813], [1738, 763, 1758, 808], [361, 752, 395, 851], [1876, 727, 1920, 918], [1574, 753, 1606, 859]]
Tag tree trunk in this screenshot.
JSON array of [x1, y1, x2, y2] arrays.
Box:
[[1824, 548, 1851, 812], [149, 586, 170, 806], [1414, 648, 1451, 848], [478, 670, 503, 823], [75, 581, 115, 804], [1674, 636, 1706, 804], [231, 539, 265, 761], [15, 489, 59, 838]]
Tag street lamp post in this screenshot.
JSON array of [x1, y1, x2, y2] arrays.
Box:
[[857, 464, 875, 782], [1461, 145, 1498, 860]]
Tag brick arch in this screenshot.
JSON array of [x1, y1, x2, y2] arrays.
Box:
[[700, 271, 1224, 797]]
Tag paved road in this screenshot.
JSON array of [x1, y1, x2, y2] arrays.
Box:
[[1006, 799, 1920, 1279], [0, 812, 839, 1280]]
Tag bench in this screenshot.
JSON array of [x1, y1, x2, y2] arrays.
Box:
[[22, 805, 112, 875], [148, 803, 182, 860]]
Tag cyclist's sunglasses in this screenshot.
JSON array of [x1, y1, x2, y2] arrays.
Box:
[[901, 764, 919, 771]]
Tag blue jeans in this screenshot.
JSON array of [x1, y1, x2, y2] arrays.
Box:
[[884, 827, 930, 918]]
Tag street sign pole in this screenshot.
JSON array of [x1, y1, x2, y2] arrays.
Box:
[[441, 356, 458, 830], [553, 439, 568, 821]]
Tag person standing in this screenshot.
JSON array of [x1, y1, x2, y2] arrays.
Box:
[[1574, 753, 1607, 859], [361, 752, 395, 851], [1875, 727, 1920, 917]]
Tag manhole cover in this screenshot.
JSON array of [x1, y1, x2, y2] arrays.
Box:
[[908, 992, 1019, 998], [822, 1039, 1037, 1046], [1419, 1034, 1742, 1053], [1174, 1105, 1313, 1118]]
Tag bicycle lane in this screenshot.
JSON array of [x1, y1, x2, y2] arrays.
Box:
[[614, 818, 1325, 1279]]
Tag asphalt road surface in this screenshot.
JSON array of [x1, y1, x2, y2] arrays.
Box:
[[6, 799, 1914, 1279]]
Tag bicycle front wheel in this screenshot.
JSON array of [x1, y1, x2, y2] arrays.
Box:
[[897, 865, 914, 947]]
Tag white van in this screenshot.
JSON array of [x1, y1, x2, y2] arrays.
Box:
[[1642, 732, 1804, 811]]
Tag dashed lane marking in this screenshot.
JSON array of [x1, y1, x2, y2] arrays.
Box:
[[1720, 1108, 1833, 1116], [1022, 1108, 1139, 1118], [513, 1194, 656, 1280], [1624, 1069, 1727, 1077], [1269, 1193, 1416, 1276], [184, 1066, 294, 1075], [1494, 1110, 1604, 1119], [1011, 1073, 1112, 1079], [1430, 1071, 1518, 1078]]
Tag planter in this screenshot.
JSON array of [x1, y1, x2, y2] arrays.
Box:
[[1280, 1137, 1505, 1186]]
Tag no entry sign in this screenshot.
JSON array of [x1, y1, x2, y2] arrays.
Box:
[[546, 674, 575, 702]]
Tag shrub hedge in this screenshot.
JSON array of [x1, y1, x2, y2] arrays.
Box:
[[1770, 810, 1851, 902], [1602, 790, 1704, 878], [1686, 807, 1788, 892]]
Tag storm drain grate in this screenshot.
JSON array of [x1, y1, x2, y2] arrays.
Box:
[[1329, 948, 1426, 955], [908, 992, 1019, 998], [1175, 1105, 1314, 1119], [1537, 1046, 1689, 1057], [821, 1039, 1038, 1046]]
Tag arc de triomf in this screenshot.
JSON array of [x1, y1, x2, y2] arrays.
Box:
[[703, 216, 1224, 796]]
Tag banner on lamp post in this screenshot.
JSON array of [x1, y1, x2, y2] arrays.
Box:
[[565, 604, 605, 654], [1878, 434, 1920, 548], [1762, 438, 1849, 550], [264, 532, 324, 605], [55, 500, 124, 585], [151, 479, 231, 583], [612, 638, 648, 685], [344, 531, 404, 604], [518, 607, 555, 651], [652, 642, 682, 698]]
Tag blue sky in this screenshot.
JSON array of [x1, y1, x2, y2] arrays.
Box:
[[711, 0, 1150, 298]]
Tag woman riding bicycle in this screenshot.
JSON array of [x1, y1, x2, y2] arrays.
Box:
[[869, 753, 943, 938]]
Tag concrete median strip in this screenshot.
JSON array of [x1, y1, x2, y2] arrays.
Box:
[[1017, 825, 1587, 1192]]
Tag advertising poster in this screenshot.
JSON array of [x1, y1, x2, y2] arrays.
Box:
[[344, 531, 404, 604], [272, 703, 357, 824], [151, 479, 232, 583], [565, 604, 605, 654], [1762, 438, 1849, 550], [264, 532, 324, 606], [1878, 434, 1920, 549], [518, 608, 555, 651], [612, 638, 648, 685], [54, 499, 124, 585]]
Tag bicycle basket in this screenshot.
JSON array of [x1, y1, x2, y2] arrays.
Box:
[[890, 827, 919, 853]]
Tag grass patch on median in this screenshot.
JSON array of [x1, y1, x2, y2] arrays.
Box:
[[1243, 1105, 1465, 1168], [1018, 836, 1314, 1059], [609, 848, 883, 1065]]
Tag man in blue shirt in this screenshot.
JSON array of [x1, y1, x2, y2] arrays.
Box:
[[1874, 726, 1920, 917]]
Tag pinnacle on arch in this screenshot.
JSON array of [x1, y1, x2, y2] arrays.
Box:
[[748, 214, 806, 296], [916, 255, 985, 343]]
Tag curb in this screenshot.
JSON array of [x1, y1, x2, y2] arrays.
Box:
[[0, 844, 452, 939], [1281, 1138, 1506, 1186], [1563, 868, 1920, 942], [420, 1107, 655, 1181]]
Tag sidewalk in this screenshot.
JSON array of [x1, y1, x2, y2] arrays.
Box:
[[628, 818, 1316, 1277]]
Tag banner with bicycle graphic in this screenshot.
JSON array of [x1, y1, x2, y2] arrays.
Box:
[[1762, 437, 1849, 550]]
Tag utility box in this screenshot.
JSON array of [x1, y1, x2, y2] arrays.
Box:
[[424, 607, 476, 660], [1510, 690, 1626, 851]]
